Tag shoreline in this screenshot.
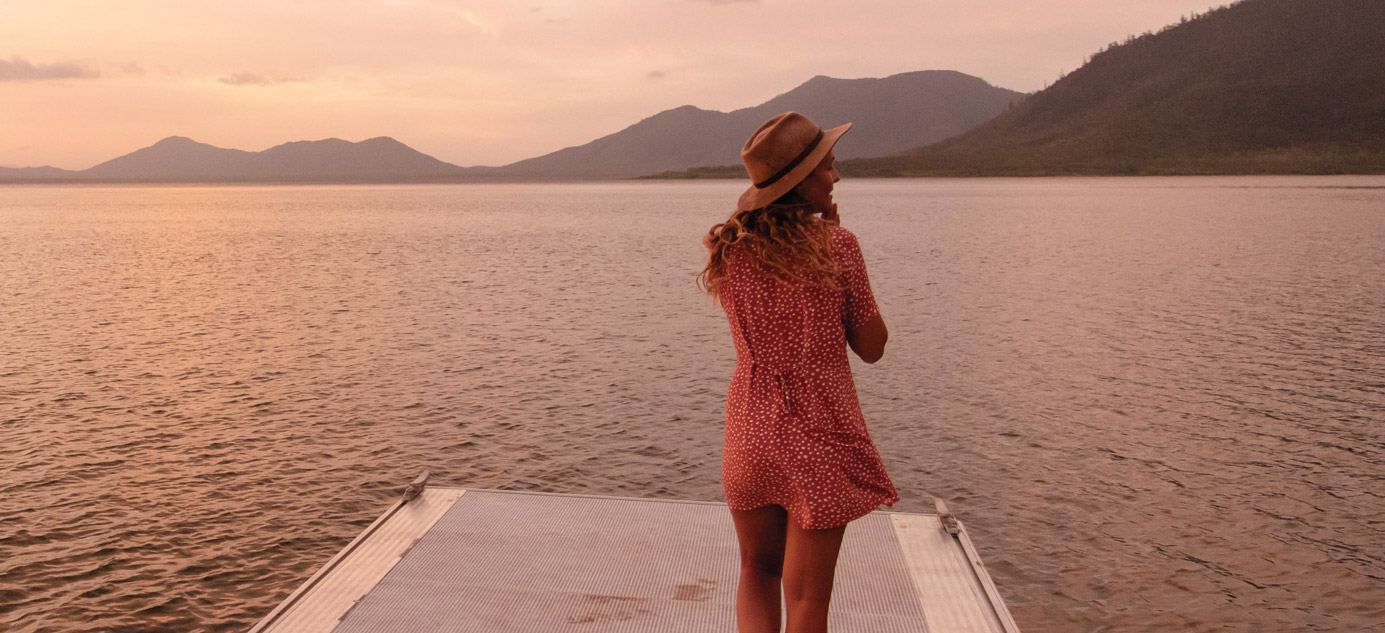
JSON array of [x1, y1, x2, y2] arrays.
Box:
[[5, 171, 1385, 186]]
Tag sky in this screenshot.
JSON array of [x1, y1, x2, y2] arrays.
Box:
[[2, 0, 1231, 170]]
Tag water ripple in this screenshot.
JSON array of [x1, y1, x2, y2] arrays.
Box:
[[1, 178, 1383, 632]]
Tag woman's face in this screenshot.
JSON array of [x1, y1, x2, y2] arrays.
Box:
[[795, 150, 840, 214]]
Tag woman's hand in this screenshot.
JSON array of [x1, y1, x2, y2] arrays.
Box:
[[821, 202, 839, 225]]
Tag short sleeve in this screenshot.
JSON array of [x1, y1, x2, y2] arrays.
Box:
[[831, 227, 880, 331]]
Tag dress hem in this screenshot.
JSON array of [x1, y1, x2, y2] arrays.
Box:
[[725, 493, 899, 531]]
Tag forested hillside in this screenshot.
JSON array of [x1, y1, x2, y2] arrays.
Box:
[[845, 0, 1385, 176]]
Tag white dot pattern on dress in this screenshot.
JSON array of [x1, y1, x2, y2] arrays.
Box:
[[718, 225, 899, 530]]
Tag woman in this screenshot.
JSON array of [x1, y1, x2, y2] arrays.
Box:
[[699, 112, 898, 633]]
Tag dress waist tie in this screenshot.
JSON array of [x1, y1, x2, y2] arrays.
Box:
[[753, 363, 801, 417]]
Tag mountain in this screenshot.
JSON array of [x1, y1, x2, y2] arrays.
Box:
[[846, 0, 1385, 176], [0, 166, 80, 182], [81, 137, 255, 181], [243, 137, 466, 181], [494, 71, 1024, 179], [0, 70, 1022, 184], [78, 136, 467, 182]]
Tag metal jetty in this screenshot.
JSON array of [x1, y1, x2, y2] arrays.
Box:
[[250, 473, 1020, 633]]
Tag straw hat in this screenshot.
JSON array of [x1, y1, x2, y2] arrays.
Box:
[[737, 112, 851, 211]]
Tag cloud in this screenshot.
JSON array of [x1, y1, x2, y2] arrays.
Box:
[[217, 72, 306, 86], [456, 9, 495, 35], [0, 57, 99, 81]]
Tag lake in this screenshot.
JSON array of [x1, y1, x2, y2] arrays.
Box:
[[2, 177, 1382, 632]]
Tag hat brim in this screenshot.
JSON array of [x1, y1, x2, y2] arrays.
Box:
[[737, 122, 851, 212]]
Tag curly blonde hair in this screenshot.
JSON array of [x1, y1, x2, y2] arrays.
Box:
[[698, 191, 838, 298]]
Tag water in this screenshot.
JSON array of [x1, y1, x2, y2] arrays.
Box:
[[1, 178, 1382, 633]]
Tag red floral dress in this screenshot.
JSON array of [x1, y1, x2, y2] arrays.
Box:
[[719, 225, 899, 530]]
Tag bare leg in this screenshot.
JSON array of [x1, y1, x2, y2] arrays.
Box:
[[782, 520, 847, 633], [729, 505, 789, 633]]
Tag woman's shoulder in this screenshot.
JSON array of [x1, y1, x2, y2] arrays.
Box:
[[723, 241, 758, 274], [827, 224, 859, 242], [827, 225, 863, 257]]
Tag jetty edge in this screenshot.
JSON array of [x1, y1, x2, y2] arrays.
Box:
[[249, 472, 1021, 632]]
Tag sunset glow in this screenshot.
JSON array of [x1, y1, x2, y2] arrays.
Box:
[[3, 0, 1230, 170]]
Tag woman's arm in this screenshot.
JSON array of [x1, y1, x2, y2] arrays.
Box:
[[831, 224, 886, 363], [846, 313, 888, 364]]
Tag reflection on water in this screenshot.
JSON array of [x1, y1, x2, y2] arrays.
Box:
[[1, 177, 1382, 633]]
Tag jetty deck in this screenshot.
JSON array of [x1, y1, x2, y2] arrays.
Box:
[[249, 482, 1019, 632]]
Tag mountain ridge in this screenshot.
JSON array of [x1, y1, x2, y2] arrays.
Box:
[[493, 70, 1024, 179], [7, 0, 1385, 184], [76, 135, 467, 182], [0, 69, 1024, 183], [843, 0, 1385, 176]]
